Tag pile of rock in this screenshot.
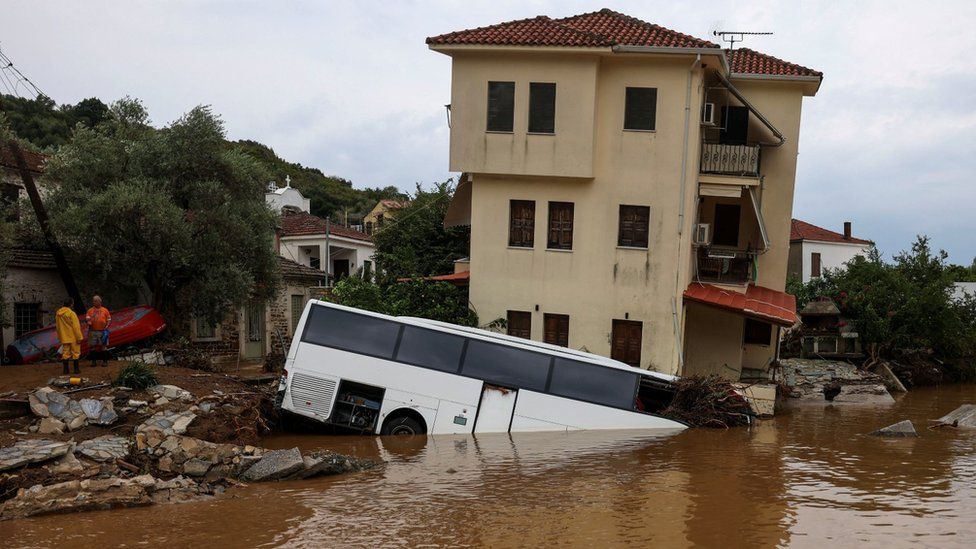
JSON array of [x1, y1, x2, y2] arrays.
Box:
[[28, 387, 118, 433], [0, 439, 73, 472], [779, 359, 894, 404], [148, 384, 193, 406]]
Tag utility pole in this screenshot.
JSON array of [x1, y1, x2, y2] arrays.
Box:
[[324, 216, 332, 286], [5, 140, 86, 313]]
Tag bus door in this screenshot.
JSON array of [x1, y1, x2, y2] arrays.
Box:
[[473, 383, 517, 434]]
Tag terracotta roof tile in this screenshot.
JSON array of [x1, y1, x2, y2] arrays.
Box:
[[790, 219, 871, 245], [684, 282, 799, 326], [727, 47, 821, 77], [279, 211, 372, 242], [397, 271, 470, 286], [428, 10, 821, 77], [427, 9, 717, 49], [277, 256, 326, 282], [8, 247, 57, 269]]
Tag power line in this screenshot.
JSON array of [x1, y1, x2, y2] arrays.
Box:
[[0, 46, 45, 98]]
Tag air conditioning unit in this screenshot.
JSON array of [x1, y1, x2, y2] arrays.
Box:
[[693, 223, 711, 245], [701, 102, 716, 125]]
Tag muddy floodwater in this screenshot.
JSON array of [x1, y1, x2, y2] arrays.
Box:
[[3, 384, 975, 547]]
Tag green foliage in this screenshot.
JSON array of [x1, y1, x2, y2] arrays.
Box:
[[372, 181, 469, 283], [790, 236, 976, 360], [330, 276, 477, 327], [114, 361, 159, 389], [0, 94, 109, 150], [231, 140, 406, 219], [42, 99, 281, 322]]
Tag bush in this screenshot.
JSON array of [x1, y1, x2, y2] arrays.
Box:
[[329, 277, 478, 327], [114, 361, 158, 389]]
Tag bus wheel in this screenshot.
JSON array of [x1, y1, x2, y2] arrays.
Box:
[[382, 415, 425, 436]]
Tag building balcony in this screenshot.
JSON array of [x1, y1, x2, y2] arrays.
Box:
[[700, 142, 761, 178], [695, 247, 755, 285]]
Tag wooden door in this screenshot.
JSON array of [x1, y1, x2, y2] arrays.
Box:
[[507, 310, 531, 339], [244, 300, 266, 359], [543, 313, 569, 347], [611, 320, 643, 367]]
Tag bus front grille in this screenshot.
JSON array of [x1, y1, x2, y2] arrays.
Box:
[[290, 373, 338, 419]]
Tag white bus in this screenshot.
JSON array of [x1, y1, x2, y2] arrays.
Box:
[[276, 300, 687, 435]]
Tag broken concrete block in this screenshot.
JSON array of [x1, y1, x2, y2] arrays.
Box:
[[149, 385, 193, 401], [869, 419, 918, 437], [38, 417, 66, 435], [239, 447, 304, 482], [933, 404, 976, 428]]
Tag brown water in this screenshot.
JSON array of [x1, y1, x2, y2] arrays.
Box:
[[3, 384, 975, 548]]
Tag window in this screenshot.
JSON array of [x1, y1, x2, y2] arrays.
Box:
[[508, 200, 535, 248], [549, 358, 639, 409], [462, 339, 551, 391], [611, 319, 643, 367], [193, 315, 218, 341], [507, 310, 531, 339], [13, 302, 41, 338], [301, 305, 401, 359], [547, 202, 574, 250], [487, 81, 515, 132], [309, 256, 321, 269], [743, 318, 772, 346], [720, 106, 749, 145], [528, 82, 556, 134], [624, 87, 657, 131], [396, 325, 466, 373], [290, 294, 306, 332], [618, 205, 650, 248], [543, 313, 569, 347], [712, 204, 741, 247], [811, 252, 822, 278]]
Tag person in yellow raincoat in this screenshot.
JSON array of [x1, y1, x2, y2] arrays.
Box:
[[55, 297, 83, 375]]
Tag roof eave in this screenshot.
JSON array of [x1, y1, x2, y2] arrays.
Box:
[[611, 45, 728, 72], [428, 43, 613, 55], [730, 72, 823, 96]]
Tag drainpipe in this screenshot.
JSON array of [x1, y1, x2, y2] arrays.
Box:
[[672, 53, 700, 373]]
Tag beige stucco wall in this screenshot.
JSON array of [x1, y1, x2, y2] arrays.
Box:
[[449, 48, 810, 376], [682, 302, 744, 380]]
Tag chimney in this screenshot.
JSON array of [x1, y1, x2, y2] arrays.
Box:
[[843, 221, 852, 240]]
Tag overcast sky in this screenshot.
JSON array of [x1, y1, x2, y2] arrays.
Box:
[[3, 1, 975, 262]]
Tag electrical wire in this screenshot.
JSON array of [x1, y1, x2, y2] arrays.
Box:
[[0, 47, 45, 98]]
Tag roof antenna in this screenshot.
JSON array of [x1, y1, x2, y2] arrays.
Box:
[[713, 31, 773, 50]]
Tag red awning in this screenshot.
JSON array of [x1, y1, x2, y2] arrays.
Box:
[[397, 271, 470, 286], [684, 282, 799, 326]]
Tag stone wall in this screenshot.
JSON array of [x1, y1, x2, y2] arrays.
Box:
[[2, 266, 66, 345]]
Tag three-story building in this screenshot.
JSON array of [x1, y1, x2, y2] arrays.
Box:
[[429, 9, 821, 380]]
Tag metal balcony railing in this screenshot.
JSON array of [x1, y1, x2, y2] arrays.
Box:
[[696, 248, 754, 285], [700, 142, 761, 177]]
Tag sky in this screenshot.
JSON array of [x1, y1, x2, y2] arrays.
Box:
[[3, 0, 975, 263]]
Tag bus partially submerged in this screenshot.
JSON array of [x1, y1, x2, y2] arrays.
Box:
[[276, 301, 686, 435]]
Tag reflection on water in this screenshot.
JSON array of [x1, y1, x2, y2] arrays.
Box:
[[2, 385, 975, 547]]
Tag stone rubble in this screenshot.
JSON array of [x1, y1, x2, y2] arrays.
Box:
[[0, 439, 73, 471], [869, 419, 919, 437], [27, 387, 120, 431], [779, 359, 894, 404], [76, 436, 133, 462], [149, 384, 193, 402]]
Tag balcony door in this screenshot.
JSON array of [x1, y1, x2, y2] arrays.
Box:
[[720, 106, 749, 145], [713, 204, 741, 247]]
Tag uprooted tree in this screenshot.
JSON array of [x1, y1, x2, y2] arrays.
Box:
[[37, 98, 281, 323]]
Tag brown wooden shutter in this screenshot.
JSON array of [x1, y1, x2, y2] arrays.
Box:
[[543, 314, 569, 347], [611, 320, 643, 367], [624, 87, 657, 131], [507, 310, 531, 339], [487, 81, 515, 132], [618, 205, 650, 247], [508, 200, 535, 247], [528, 83, 556, 134], [547, 202, 574, 250], [811, 252, 822, 278]]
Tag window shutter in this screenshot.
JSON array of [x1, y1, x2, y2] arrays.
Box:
[[506, 310, 531, 339], [509, 200, 535, 247], [544, 314, 569, 347], [618, 205, 650, 247], [528, 83, 556, 134], [811, 252, 822, 278], [624, 87, 657, 131], [547, 202, 574, 250], [487, 81, 515, 132]]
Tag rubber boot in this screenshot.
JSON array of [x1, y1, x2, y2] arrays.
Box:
[[73, 360, 80, 374], [62, 359, 69, 375], [102, 350, 109, 367]]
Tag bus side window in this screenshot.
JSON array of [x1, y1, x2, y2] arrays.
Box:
[[548, 358, 639, 409], [396, 325, 466, 373], [301, 305, 400, 359], [462, 340, 550, 391]]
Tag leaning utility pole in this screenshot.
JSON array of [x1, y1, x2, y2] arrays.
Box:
[[5, 140, 86, 313]]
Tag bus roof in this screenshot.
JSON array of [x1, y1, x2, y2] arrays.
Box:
[[308, 300, 677, 384]]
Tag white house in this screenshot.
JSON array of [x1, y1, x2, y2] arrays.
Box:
[[278, 210, 375, 281], [265, 176, 311, 213], [788, 219, 873, 282]]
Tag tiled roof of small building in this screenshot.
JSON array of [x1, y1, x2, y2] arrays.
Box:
[[277, 256, 326, 282], [727, 48, 822, 77], [428, 9, 820, 77], [791, 219, 871, 245], [8, 247, 57, 269], [279, 211, 372, 242]]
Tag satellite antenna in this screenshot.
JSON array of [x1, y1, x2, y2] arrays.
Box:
[[713, 30, 773, 50]]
